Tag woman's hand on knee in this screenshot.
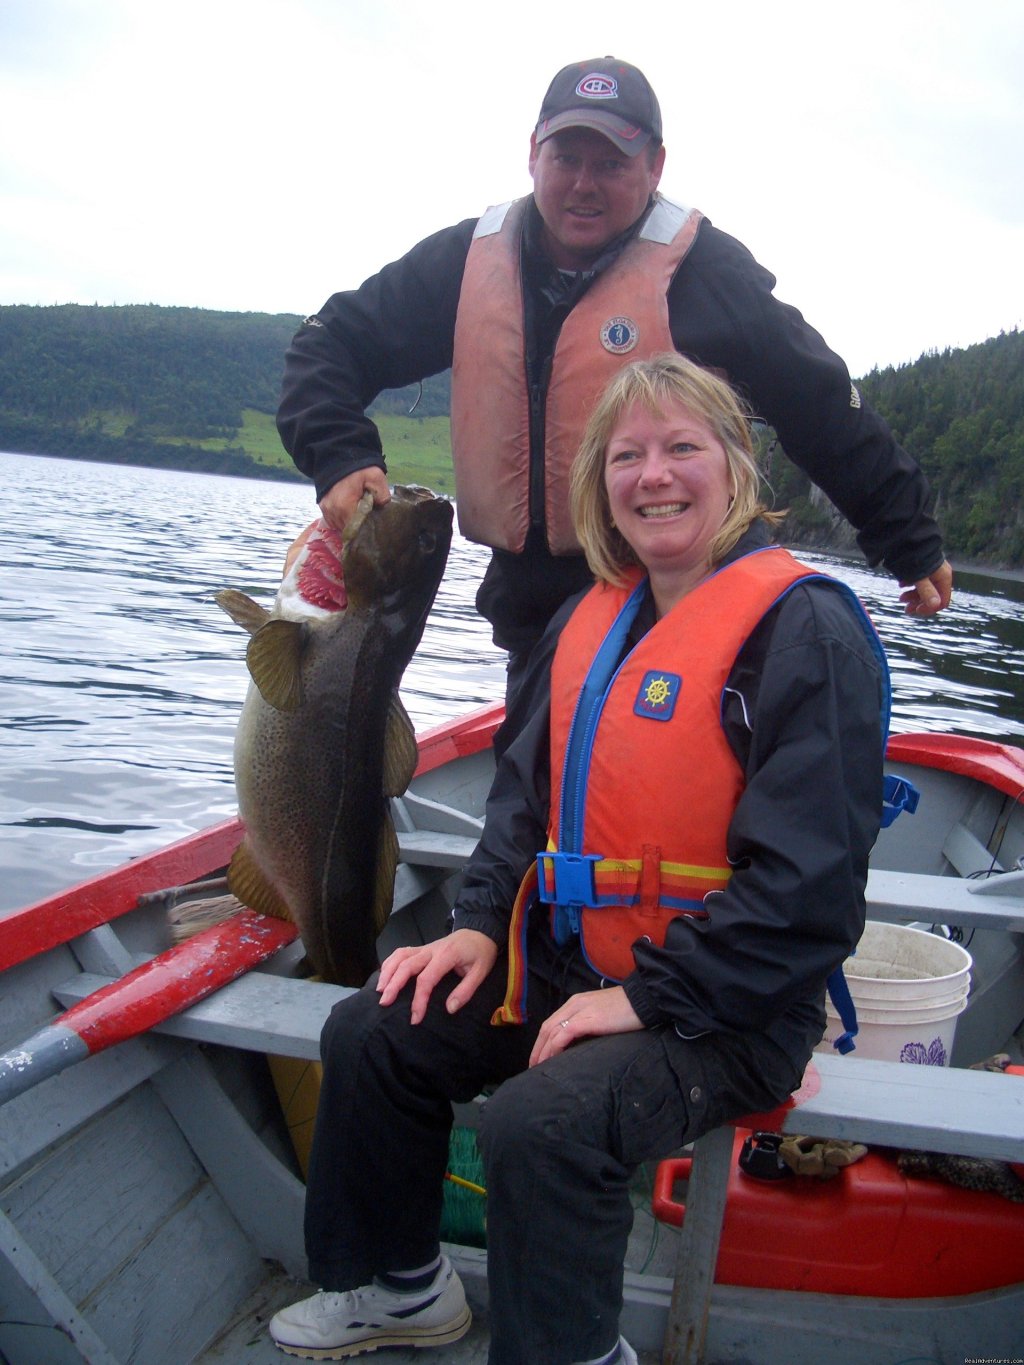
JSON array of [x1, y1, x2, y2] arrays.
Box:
[[376, 930, 499, 1024], [530, 986, 644, 1066]]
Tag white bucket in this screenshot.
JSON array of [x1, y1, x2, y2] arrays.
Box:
[[816, 922, 973, 1067]]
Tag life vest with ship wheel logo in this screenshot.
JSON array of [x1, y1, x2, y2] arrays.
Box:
[[545, 547, 821, 981], [493, 546, 911, 1028]]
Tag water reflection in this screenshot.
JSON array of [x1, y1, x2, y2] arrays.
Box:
[[2, 449, 1023, 910]]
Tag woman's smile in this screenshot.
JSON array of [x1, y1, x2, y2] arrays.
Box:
[[604, 398, 733, 612], [637, 501, 688, 518]]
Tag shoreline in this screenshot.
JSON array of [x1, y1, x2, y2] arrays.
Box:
[[4, 445, 1021, 584], [949, 560, 1024, 585], [784, 539, 1024, 587]]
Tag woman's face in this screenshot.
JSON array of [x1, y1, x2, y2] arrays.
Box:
[[604, 398, 733, 589]]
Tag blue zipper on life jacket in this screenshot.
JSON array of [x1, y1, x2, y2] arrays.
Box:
[[546, 579, 648, 942]]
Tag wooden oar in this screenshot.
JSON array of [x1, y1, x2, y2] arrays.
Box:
[[0, 908, 297, 1106]]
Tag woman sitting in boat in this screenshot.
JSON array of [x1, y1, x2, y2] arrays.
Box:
[[270, 353, 887, 1364]]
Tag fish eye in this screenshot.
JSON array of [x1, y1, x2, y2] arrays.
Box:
[[417, 531, 436, 553]]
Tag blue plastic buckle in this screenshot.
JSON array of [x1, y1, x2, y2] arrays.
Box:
[[880, 774, 920, 829], [536, 852, 601, 907], [536, 852, 601, 945]]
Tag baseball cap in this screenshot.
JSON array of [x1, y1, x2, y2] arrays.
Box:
[[535, 57, 662, 157]]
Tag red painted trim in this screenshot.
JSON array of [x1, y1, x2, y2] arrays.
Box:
[[414, 701, 505, 776], [63, 910, 298, 1052], [0, 819, 244, 972], [887, 732, 1024, 802]]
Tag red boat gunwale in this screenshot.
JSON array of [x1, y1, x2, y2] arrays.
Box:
[[886, 731, 1024, 801]]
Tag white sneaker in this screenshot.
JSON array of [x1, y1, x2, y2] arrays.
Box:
[[269, 1256, 471, 1359]]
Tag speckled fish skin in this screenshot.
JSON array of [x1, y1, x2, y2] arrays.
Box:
[[217, 487, 453, 985]]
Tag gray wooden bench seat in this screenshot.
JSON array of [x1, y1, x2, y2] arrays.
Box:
[[55, 970, 352, 1060], [396, 829, 479, 868], [51, 858, 1024, 1068], [766, 1050, 1023, 1160], [865, 866, 1024, 931]]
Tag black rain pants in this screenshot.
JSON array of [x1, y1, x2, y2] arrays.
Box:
[[304, 929, 809, 1365]]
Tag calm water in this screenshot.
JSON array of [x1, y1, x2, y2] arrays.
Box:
[[3, 449, 1024, 913]]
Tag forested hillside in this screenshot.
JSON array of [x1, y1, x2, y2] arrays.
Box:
[[771, 329, 1024, 565], [0, 303, 451, 481], [865, 330, 1024, 562], [0, 304, 298, 479], [0, 304, 1020, 565]]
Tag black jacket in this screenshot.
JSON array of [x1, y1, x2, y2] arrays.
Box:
[[278, 198, 944, 654], [451, 525, 885, 1059]]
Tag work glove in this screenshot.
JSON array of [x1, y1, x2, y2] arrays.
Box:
[[969, 1052, 1011, 1072], [779, 1134, 868, 1179]]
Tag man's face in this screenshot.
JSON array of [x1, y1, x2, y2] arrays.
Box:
[[528, 127, 665, 270]]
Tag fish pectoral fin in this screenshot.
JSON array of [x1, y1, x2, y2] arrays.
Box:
[[246, 618, 306, 710], [382, 693, 418, 796], [215, 588, 272, 635], [374, 809, 400, 936], [227, 840, 296, 923]]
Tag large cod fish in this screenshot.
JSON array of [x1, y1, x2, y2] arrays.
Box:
[[215, 485, 453, 985]]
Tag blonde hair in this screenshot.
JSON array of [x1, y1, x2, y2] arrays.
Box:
[[570, 353, 780, 585]]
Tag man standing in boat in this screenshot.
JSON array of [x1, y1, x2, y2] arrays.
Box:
[[277, 55, 952, 710]]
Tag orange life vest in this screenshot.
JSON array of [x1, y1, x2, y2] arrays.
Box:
[[451, 195, 703, 555], [492, 548, 820, 1023]]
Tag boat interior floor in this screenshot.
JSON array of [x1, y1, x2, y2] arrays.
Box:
[[193, 1156, 675, 1363], [193, 1267, 662, 1364]]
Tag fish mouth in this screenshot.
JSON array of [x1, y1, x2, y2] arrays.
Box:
[[638, 502, 688, 519]]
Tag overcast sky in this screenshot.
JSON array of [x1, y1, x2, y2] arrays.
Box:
[[1, 0, 1021, 377]]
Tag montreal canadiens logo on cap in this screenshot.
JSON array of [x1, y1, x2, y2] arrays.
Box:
[[576, 73, 618, 100], [601, 316, 639, 355]]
